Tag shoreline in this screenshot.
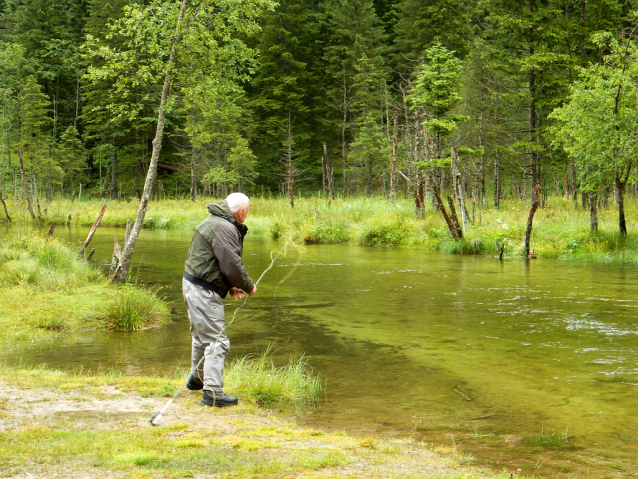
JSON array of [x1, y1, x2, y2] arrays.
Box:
[[0, 365, 503, 479], [4, 196, 638, 265]]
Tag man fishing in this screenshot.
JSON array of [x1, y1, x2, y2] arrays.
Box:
[[182, 192, 257, 407]]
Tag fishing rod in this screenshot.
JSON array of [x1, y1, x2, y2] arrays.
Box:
[[150, 241, 298, 426]]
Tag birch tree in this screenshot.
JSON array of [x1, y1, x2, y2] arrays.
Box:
[[85, 0, 273, 282]]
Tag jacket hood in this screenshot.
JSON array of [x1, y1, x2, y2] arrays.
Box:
[[206, 200, 248, 234], [207, 200, 236, 224]]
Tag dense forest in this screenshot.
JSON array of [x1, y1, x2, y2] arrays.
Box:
[[2, 0, 638, 222]]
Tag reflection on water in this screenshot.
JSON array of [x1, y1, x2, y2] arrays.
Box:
[[4, 224, 638, 476]]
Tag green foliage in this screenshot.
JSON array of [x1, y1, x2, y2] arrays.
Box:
[[304, 222, 351, 244], [358, 217, 410, 246], [393, 0, 476, 60], [551, 33, 638, 194]]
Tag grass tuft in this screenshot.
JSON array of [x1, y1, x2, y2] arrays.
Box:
[[225, 347, 324, 411], [98, 285, 168, 331]]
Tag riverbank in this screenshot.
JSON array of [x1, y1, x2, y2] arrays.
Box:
[[4, 196, 638, 264], [0, 235, 170, 353], [0, 364, 508, 478], [1, 234, 499, 478]]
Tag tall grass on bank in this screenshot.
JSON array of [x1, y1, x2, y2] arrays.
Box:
[[224, 348, 324, 411], [9, 195, 638, 263], [0, 235, 170, 352], [0, 235, 103, 289]]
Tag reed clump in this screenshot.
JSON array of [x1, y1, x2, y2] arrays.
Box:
[[0, 234, 171, 350], [0, 235, 102, 289], [224, 348, 324, 411], [98, 284, 169, 331]]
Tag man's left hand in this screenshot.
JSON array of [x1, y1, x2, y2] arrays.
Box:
[[229, 287, 245, 300]]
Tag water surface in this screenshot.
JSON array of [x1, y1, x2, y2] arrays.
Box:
[[4, 224, 638, 477]]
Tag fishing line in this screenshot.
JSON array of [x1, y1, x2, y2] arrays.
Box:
[[149, 237, 301, 426], [253, 242, 304, 350]]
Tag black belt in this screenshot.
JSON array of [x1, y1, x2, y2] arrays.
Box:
[[183, 272, 220, 294]]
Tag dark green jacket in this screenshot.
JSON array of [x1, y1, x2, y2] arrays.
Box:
[[184, 201, 254, 298]]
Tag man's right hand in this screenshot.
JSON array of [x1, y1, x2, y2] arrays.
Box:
[[249, 285, 257, 296]]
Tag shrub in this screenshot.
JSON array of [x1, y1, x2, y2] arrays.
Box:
[[358, 219, 411, 246]]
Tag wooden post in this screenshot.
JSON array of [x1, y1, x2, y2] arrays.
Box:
[[110, 237, 122, 278], [79, 203, 107, 257], [47, 222, 56, 238], [524, 184, 541, 258]]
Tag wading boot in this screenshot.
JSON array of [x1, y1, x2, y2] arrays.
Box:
[[186, 375, 204, 391], [201, 389, 238, 407]]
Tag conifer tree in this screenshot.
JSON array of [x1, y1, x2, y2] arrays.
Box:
[[322, 0, 388, 195], [248, 0, 317, 193], [393, 0, 476, 62]]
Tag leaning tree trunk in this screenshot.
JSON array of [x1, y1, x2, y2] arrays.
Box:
[[116, 0, 188, 283]]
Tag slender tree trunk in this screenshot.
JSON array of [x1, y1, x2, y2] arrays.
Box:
[[616, 176, 627, 236], [18, 149, 35, 219], [389, 106, 398, 201], [190, 147, 197, 201], [322, 142, 328, 198], [571, 159, 578, 208], [494, 140, 501, 208], [524, 184, 541, 257], [341, 66, 349, 197], [451, 147, 470, 229], [589, 193, 598, 233], [111, 141, 118, 200], [0, 196, 11, 223], [284, 110, 295, 208], [116, 0, 189, 283]]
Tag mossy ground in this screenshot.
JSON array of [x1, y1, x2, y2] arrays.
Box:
[[0, 365, 510, 479]]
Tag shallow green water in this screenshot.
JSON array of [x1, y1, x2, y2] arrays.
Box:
[[5, 224, 638, 476]]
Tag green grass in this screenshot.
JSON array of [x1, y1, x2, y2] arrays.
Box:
[[224, 347, 324, 410], [0, 364, 508, 479], [98, 284, 168, 331], [11, 195, 638, 264], [0, 235, 171, 351]]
